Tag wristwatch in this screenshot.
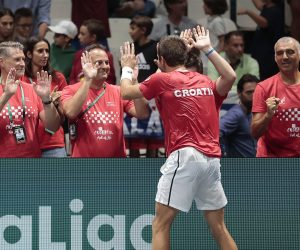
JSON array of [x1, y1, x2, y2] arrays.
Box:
[[42, 97, 52, 105]]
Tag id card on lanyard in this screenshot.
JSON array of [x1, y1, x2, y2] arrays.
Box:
[[69, 84, 106, 140], [6, 84, 27, 144]]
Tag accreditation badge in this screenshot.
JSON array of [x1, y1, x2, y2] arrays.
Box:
[[13, 125, 26, 144]]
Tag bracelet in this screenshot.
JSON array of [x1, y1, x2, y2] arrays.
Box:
[[42, 99, 52, 105], [205, 48, 215, 57], [45, 128, 55, 135], [121, 66, 133, 81], [42, 96, 52, 105]]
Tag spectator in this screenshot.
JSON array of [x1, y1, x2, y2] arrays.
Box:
[[0, 0, 51, 38], [220, 74, 259, 157], [208, 31, 260, 93], [48, 20, 78, 82], [238, 0, 285, 80], [119, 26, 237, 250], [0, 41, 60, 157], [0, 8, 14, 43], [61, 44, 149, 157], [149, 0, 198, 41], [13, 8, 34, 44], [109, 0, 156, 18], [69, 19, 116, 85], [251, 36, 300, 157], [21, 37, 68, 157], [125, 15, 163, 157], [202, 0, 237, 52]]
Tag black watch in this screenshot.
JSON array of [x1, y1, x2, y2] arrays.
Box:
[[42, 97, 52, 105]]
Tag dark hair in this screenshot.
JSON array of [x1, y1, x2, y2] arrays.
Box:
[[157, 35, 187, 67], [130, 15, 153, 37], [185, 47, 203, 73], [224, 30, 244, 44], [24, 37, 56, 79], [0, 7, 14, 19], [203, 0, 228, 15], [82, 19, 105, 42], [237, 74, 259, 93], [14, 8, 33, 23], [164, 0, 186, 13]]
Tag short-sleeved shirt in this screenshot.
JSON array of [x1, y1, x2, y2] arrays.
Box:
[[139, 71, 226, 157], [0, 82, 43, 157], [252, 73, 300, 157], [61, 82, 134, 157]]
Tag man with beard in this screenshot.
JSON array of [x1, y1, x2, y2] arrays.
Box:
[[220, 74, 259, 157], [208, 31, 259, 90], [208, 31, 259, 103]]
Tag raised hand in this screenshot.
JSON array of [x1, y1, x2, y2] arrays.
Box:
[[190, 26, 212, 51], [81, 51, 97, 80], [180, 29, 193, 51], [120, 42, 137, 69], [32, 70, 52, 101], [3, 68, 20, 97]]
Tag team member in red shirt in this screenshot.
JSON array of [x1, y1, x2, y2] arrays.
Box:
[[61, 44, 149, 157], [120, 26, 238, 250], [0, 41, 60, 157], [251, 36, 300, 157], [22, 37, 67, 157]]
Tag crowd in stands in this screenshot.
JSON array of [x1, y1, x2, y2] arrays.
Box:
[[0, 0, 299, 158]]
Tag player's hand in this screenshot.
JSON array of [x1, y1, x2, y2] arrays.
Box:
[[265, 96, 280, 116], [120, 42, 137, 69], [3, 68, 19, 97], [189, 26, 212, 52], [33, 70, 52, 101], [81, 51, 97, 80]]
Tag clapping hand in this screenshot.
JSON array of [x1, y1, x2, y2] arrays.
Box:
[[4, 68, 20, 97], [120, 42, 137, 70], [81, 51, 97, 80], [32, 70, 52, 101]]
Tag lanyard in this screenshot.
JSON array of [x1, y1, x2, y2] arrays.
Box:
[[0, 77, 26, 125], [78, 83, 106, 120]]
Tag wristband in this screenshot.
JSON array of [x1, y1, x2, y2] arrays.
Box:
[[45, 128, 55, 135], [42, 98, 52, 105], [121, 66, 133, 81], [204, 48, 215, 57]]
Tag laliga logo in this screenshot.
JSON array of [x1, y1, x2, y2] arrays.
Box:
[[0, 199, 153, 250]]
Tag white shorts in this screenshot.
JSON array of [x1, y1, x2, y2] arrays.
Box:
[[155, 147, 227, 212]]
